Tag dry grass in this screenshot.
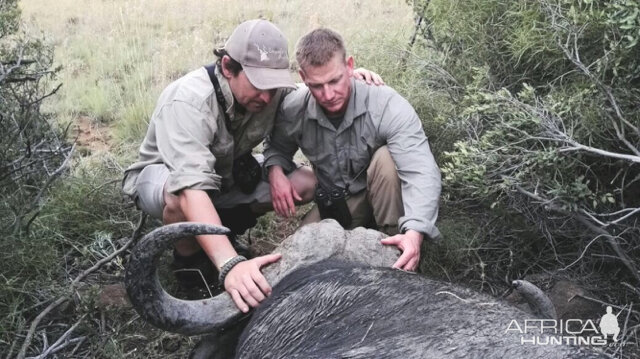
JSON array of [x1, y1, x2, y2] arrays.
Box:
[[20, 0, 414, 149]]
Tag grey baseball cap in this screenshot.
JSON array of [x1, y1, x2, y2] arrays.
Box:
[[224, 20, 296, 90]]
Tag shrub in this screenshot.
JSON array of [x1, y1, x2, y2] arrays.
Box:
[[0, 0, 69, 235], [409, 0, 640, 290]]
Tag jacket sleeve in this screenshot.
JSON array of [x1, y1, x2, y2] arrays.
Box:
[[155, 100, 222, 194], [263, 105, 299, 174], [378, 93, 442, 240]]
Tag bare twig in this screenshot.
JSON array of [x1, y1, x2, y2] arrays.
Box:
[[0, 45, 26, 82], [513, 184, 640, 283], [497, 92, 640, 165], [552, 8, 640, 144], [556, 138, 640, 164], [23, 143, 76, 234], [614, 303, 633, 357], [26, 83, 62, 107], [69, 336, 86, 356], [87, 179, 121, 196], [5, 336, 18, 359], [560, 233, 607, 271], [572, 294, 640, 315], [34, 315, 86, 359], [15, 214, 146, 359], [1, 59, 36, 66], [400, 0, 431, 68], [25, 337, 86, 359]]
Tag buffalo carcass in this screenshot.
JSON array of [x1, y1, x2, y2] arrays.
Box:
[[125, 220, 606, 358]]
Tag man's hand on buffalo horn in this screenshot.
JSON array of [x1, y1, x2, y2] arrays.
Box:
[[224, 253, 282, 313]]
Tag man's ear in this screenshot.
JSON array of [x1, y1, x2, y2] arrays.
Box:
[[220, 56, 233, 79], [298, 68, 307, 83], [346, 56, 354, 78]]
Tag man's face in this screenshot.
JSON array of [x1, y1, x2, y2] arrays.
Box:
[[222, 57, 277, 113], [299, 54, 354, 117]]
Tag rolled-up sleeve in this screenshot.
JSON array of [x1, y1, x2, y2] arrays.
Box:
[[263, 106, 298, 174], [155, 101, 222, 194], [379, 94, 442, 240]]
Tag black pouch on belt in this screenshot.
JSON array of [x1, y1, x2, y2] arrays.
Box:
[[232, 152, 262, 194], [315, 186, 352, 228]]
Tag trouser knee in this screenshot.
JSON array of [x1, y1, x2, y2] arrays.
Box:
[[366, 146, 403, 229], [367, 146, 401, 189]]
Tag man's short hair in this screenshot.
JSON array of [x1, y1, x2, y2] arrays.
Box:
[[295, 28, 346, 70], [214, 48, 243, 76]]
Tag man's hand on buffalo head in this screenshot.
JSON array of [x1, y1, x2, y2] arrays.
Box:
[[380, 230, 423, 271], [223, 253, 282, 313]]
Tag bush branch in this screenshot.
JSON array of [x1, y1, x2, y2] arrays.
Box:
[[513, 184, 640, 283]]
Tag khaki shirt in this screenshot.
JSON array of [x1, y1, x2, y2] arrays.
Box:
[[264, 79, 441, 239], [122, 66, 286, 197]]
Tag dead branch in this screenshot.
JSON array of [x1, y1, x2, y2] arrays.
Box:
[[3, 76, 38, 83], [513, 184, 640, 283], [1, 59, 37, 66], [31, 315, 86, 359], [15, 214, 146, 359], [25, 337, 86, 359], [408, 0, 430, 50], [556, 141, 640, 164], [542, 1, 640, 144], [400, 0, 435, 68], [0, 45, 26, 83], [496, 92, 640, 165], [614, 303, 634, 357], [573, 295, 640, 318], [23, 143, 76, 235], [26, 83, 62, 107]]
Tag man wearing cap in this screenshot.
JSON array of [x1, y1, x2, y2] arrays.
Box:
[[265, 28, 441, 272], [122, 20, 380, 313]]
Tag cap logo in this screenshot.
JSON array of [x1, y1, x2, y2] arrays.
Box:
[[258, 47, 269, 61], [253, 43, 286, 62]]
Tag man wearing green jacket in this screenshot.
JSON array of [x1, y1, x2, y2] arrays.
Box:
[[265, 28, 441, 272]]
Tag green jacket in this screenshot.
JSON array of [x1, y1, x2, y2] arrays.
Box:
[[264, 79, 441, 239]]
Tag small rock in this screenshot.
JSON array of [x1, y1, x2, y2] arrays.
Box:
[[98, 283, 130, 309]]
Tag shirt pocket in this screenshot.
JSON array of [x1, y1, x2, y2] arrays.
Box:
[[301, 142, 331, 164], [348, 135, 372, 179], [349, 149, 370, 180]]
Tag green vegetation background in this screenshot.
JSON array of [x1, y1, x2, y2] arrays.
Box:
[[2, 0, 639, 357]]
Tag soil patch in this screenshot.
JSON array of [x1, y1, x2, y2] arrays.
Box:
[[73, 116, 112, 154]]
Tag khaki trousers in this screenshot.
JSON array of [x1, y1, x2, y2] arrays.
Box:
[[301, 146, 403, 235]]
